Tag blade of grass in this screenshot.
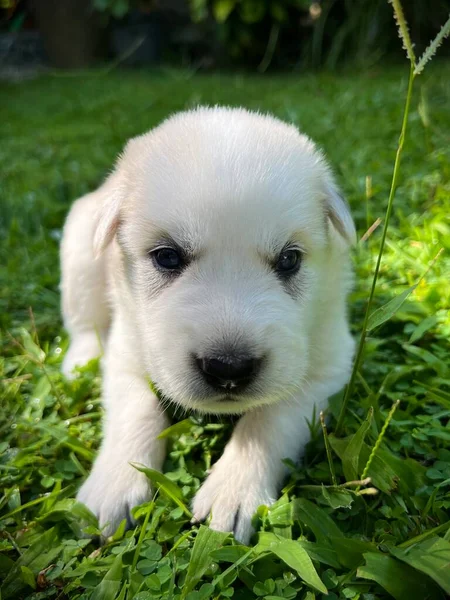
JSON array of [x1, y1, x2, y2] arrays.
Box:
[[131, 463, 192, 517], [367, 248, 443, 331], [182, 525, 229, 598], [131, 500, 154, 572], [320, 411, 337, 486], [341, 407, 373, 481], [391, 536, 450, 594], [357, 552, 442, 600]]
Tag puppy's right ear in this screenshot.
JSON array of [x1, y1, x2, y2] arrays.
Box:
[[93, 174, 124, 258]]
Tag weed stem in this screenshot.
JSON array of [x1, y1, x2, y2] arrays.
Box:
[[335, 64, 415, 435], [357, 399, 401, 491]]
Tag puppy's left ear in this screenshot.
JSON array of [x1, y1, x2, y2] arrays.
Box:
[[324, 177, 357, 246]]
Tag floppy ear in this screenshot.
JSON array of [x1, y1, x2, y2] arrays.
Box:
[[93, 173, 124, 258], [324, 177, 357, 246]]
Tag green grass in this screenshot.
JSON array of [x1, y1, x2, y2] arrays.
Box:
[[1, 64, 450, 600]]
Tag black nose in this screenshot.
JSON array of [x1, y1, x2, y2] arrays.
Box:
[[196, 355, 262, 391]]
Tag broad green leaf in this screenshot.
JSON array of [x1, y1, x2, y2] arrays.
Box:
[[20, 566, 36, 590], [409, 315, 437, 343], [297, 540, 341, 568], [198, 583, 215, 599], [255, 533, 327, 594], [341, 408, 373, 481], [391, 536, 450, 593], [136, 559, 158, 576], [357, 552, 442, 600], [320, 486, 354, 509], [367, 284, 417, 331], [132, 463, 191, 516], [157, 519, 184, 542], [213, 0, 235, 22], [373, 447, 425, 493], [330, 436, 425, 494], [330, 537, 378, 569], [91, 553, 124, 600], [158, 418, 195, 439], [268, 494, 293, 526], [292, 498, 343, 543], [142, 541, 162, 561], [210, 546, 250, 562], [254, 580, 274, 595], [182, 525, 229, 597]]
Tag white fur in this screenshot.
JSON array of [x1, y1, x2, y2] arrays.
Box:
[[60, 107, 355, 542]]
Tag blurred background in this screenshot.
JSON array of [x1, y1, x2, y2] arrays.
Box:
[[1, 0, 450, 337], [1, 0, 449, 75]]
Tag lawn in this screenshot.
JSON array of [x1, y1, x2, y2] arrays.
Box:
[[1, 64, 450, 600]]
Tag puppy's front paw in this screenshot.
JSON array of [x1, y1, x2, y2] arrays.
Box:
[[77, 457, 151, 538], [192, 454, 277, 544]]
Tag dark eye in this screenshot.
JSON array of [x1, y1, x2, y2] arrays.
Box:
[[151, 247, 182, 271], [275, 249, 302, 275]]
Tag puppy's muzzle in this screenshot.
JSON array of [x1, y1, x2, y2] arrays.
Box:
[[195, 354, 262, 392]]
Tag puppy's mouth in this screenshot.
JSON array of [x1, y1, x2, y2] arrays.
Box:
[[202, 384, 260, 410], [216, 392, 240, 402], [205, 378, 257, 403], [215, 380, 247, 399]]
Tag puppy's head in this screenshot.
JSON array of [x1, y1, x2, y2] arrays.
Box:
[[95, 108, 355, 414]]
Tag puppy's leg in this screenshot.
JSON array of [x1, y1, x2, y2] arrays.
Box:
[[61, 191, 110, 378], [77, 314, 169, 537], [192, 390, 328, 544]]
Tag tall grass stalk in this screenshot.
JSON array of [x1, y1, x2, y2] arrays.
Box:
[[335, 0, 450, 435], [389, 0, 415, 63], [335, 62, 415, 435], [414, 14, 450, 75]]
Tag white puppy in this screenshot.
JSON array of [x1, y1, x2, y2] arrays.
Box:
[[60, 107, 355, 543]]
